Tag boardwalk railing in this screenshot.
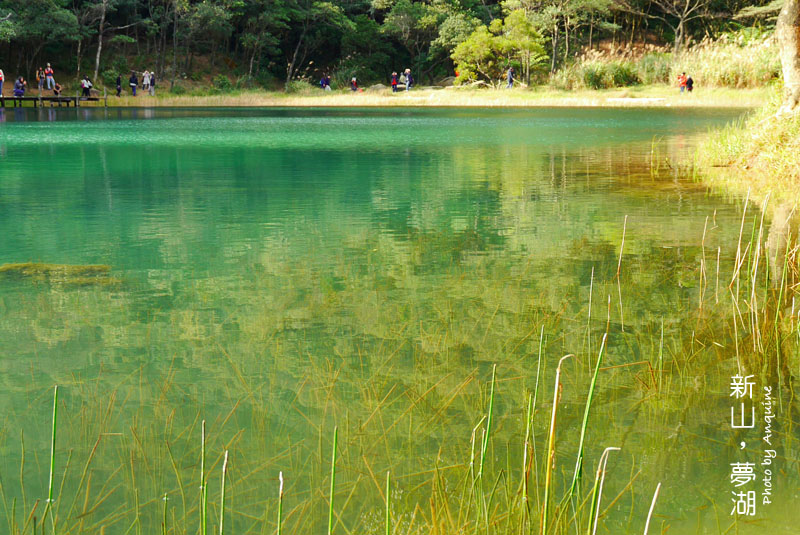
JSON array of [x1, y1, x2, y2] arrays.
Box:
[[0, 88, 108, 108]]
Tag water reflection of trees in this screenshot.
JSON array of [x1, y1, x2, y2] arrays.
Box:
[[0, 136, 797, 533]]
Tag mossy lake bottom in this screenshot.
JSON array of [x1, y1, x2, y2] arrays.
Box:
[[0, 107, 797, 534]]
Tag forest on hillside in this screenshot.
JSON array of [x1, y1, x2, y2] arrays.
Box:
[[0, 0, 785, 89]]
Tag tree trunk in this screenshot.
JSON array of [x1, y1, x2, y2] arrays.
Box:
[[285, 25, 308, 89], [171, 2, 178, 89], [76, 38, 83, 78], [777, 0, 800, 111], [93, 0, 107, 81], [674, 19, 685, 54]]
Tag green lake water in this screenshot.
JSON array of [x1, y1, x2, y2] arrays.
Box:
[[0, 107, 797, 534]]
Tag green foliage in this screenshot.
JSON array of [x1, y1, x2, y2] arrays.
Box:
[[212, 74, 233, 91], [338, 15, 394, 83], [102, 69, 119, 87], [636, 52, 672, 85], [170, 83, 188, 95], [452, 9, 547, 86], [0, 0, 785, 93], [285, 79, 315, 93]]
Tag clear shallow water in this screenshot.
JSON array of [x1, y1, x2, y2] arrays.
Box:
[[0, 107, 796, 534]]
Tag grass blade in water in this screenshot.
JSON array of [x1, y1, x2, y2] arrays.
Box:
[[328, 426, 338, 535], [541, 355, 573, 535], [220, 450, 229, 535]]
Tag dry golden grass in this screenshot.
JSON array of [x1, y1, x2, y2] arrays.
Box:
[[697, 89, 800, 205], [101, 85, 767, 109]]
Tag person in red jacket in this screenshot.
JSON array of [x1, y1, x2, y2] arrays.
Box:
[[391, 72, 398, 92], [677, 72, 687, 93], [45, 63, 55, 90]]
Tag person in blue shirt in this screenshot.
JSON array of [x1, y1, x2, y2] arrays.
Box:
[[13, 77, 26, 97], [404, 68, 413, 91]]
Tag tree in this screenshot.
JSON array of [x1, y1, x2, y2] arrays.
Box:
[[237, 0, 287, 78], [452, 9, 547, 86], [382, 0, 444, 80], [625, 0, 712, 52], [283, 0, 351, 88], [777, 0, 800, 111], [1, 0, 79, 74]]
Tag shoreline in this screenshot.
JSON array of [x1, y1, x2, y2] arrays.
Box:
[[90, 85, 766, 109]]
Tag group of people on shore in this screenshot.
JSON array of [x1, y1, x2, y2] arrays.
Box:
[[320, 68, 415, 92], [0, 62, 157, 99], [677, 72, 694, 92], [0, 63, 64, 98], [115, 70, 156, 97]]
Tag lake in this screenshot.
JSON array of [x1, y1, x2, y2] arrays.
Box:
[[0, 107, 796, 534]]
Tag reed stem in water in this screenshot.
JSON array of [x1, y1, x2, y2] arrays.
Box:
[[385, 471, 391, 535], [643, 482, 661, 535], [277, 472, 284, 535], [587, 447, 620, 535], [219, 450, 229, 535], [42, 385, 58, 534], [541, 355, 573, 535], [564, 334, 607, 503], [328, 426, 338, 535]]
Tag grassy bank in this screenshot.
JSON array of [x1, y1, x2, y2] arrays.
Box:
[[552, 31, 779, 90], [697, 88, 800, 205], [98, 85, 767, 108]]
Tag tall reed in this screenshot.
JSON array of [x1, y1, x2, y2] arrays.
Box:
[[384, 471, 390, 535], [327, 426, 338, 535], [200, 420, 207, 535], [277, 472, 284, 535], [587, 447, 620, 535], [220, 450, 229, 535], [643, 482, 661, 535], [42, 385, 58, 534], [564, 334, 607, 503], [541, 355, 573, 535]]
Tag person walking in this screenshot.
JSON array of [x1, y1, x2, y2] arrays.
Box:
[[45, 63, 55, 90], [391, 72, 398, 92], [506, 66, 515, 88], [149, 70, 156, 96], [0, 69, 4, 97], [686, 75, 694, 93], [142, 70, 150, 92], [36, 67, 45, 93], [81, 76, 93, 97], [129, 71, 138, 96], [404, 68, 413, 91], [677, 72, 687, 93], [116, 74, 122, 97]]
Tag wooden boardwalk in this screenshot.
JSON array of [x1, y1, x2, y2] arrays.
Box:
[[0, 93, 107, 108]]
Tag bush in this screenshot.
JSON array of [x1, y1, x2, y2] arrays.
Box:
[[285, 80, 315, 94], [212, 74, 233, 92], [581, 63, 604, 89], [636, 52, 672, 85], [101, 70, 119, 88], [671, 35, 780, 88], [169, 83, 187, 95], [608, 61, 638, 86]]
